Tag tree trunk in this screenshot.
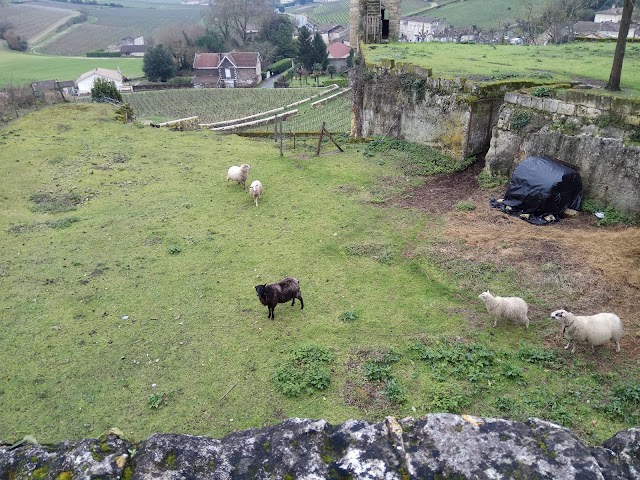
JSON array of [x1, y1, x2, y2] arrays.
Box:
[[606, 0, 635, 91]]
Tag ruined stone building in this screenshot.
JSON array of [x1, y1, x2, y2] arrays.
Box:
[[349, 0, 400, 48]]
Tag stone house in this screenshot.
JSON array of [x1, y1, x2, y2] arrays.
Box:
[[326, 41, 351, 71], [192, 52, 262, 88], [399, 16, 445, 42], [594, 7, 624, 23]]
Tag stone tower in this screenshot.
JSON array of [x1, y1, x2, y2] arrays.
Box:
[[350, 0, 400, 50]]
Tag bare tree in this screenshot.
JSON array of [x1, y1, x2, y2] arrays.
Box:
[[156, 24, 205, 71], [606, 0, 635, 91], [205, 0, 268, 45]]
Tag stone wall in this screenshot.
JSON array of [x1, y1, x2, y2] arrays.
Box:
[[2, 414, 639, 479], [485, 92, 640, 217], [353, 65, 515, 160]]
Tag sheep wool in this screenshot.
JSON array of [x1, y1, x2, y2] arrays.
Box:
[[249, 180, 263, 207], [478, 291, 530, 329], [227, 164, 251, 190], [550, 309, 622, 353]]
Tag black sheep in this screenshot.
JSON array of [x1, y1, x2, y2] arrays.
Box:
[[255, 276, 304, 320]]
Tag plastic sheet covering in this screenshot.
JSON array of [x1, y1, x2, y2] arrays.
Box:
[[490, 155, 583, 225]]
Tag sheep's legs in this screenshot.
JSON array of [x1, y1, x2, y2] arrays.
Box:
[[492, 318, 497, 328], [616, 341, 621, 352], [564, 342, 571, 350]]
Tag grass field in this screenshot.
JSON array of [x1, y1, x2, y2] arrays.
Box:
[[364, 41, 640, 95], [0, 44, 143, 87], [0, 103, 638, 445]]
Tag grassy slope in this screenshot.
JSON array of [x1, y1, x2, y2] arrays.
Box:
[[0, 104, 636, 445], [0, 44, 143, 87], [364, 42, 640, 95]]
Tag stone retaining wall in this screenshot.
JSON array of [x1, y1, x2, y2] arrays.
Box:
[[1, 414, 639, 479]]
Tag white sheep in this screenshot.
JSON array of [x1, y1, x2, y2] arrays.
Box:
[[550, 309, 622, 353], [478, 291, 530, 329], [249, 180, 263, 207], [227, 164, 251, 190]]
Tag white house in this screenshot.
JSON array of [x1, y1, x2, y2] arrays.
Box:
[[594, 7, 623, 23], [400, 16, 446, 42], [76, 68, 123, 95]]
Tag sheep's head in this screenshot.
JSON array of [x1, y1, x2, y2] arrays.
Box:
[[478, 291, 492, 302], [550, 309, 568, 320], [241, 164, 251, 172], [255, 284, 268, 305]]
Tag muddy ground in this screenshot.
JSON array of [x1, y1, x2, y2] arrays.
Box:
[[392, 160, 640, 363]]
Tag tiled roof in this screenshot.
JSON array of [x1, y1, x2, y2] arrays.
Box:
[[77, 68, 122, 83], [193, 52, 260, 69], [193, 53, 221, 69], [326, 41, 351, 59], [228, 52, 260, 68]]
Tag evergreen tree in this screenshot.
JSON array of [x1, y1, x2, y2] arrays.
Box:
[[91, 78, 122, 103], [143, 44, 176, 82], [311, 32, 328, 70], [195, 30, 225, 52], [295, 26, 314, 71]]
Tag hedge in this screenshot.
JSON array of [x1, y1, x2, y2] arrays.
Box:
[[266, 58, 293, 75], [86, 51, 121, 57]]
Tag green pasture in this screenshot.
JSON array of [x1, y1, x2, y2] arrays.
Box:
[[0, 103, 638, 445], [0, 45, 143, 87], [364, 41, 640, 96]]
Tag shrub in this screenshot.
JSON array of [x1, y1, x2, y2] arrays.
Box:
[[115, 103, 134, 123], [510, 109, 533, 131], [531, 86, 552, 97], [266, 58, 293, 75]]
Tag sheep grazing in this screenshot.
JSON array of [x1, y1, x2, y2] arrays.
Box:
[[550, 309, 622, 353], [226, 164, 251, 190], [255, 276, 304, 320], [249, 180, 263, 206], [478, 291, 530, 329]]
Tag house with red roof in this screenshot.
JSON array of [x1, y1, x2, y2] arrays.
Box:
[[326, 42, 351, 71], [192, 51, 262, 88]]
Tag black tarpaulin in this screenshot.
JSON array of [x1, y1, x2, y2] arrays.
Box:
[[491, 155, 583, 225]]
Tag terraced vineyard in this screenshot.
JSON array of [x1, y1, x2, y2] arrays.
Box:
[[288, 0, 447, 29], [40, 5, 203, 55], [125, 88, 333, 124], [0, 2, 75, 41], [240, 92, 353, 135]]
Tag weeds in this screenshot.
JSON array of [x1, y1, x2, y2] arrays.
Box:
[[30, 192, 83, 213], [272, 344, 334, 397], [339, 310, 359, 322], [477, 170, 508, 189], [509, 109, 533, 131], [582, 199, 636, 226], [531, 86, 552, 97], [453, 200, 476, 211], [364, 137, 473, 176]]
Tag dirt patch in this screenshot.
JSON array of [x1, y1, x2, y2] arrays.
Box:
[[393, 160, 640, 360]]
